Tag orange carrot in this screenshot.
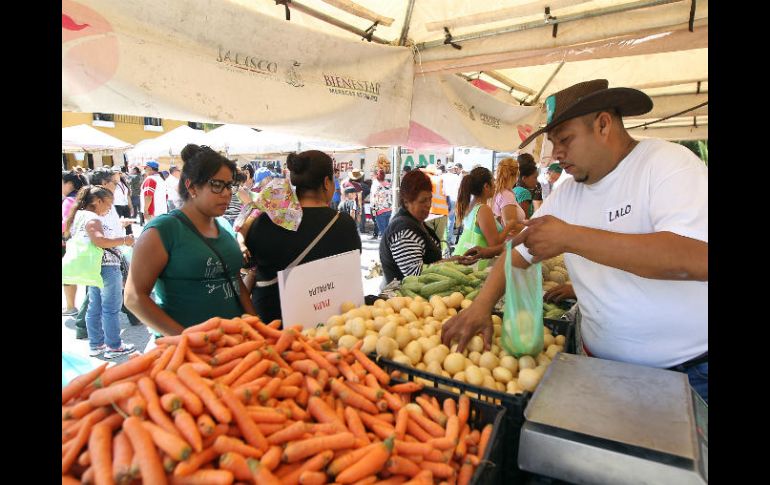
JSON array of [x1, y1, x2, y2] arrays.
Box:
[[331, 379, 379, 414], [196, 414, 216, 437], [62, 407, 107, 445], [444, 415, 459, 444], [344, 406, 371, 445], [247, 410, 287, 424], [421, 461, 455, 479], [112, 430, 133, 484], [373, 478, 408, 485], [125, 393, 146, 418], [290, 359, 320, 377], [141, 420, 192, 461], [284, 399, 309, 421], [298, 470, 326, 485], [336, 437, 393, 484], [233, 359, 276, 387], [211, 341, 262, 366], [151, 345, 177, 378], [316, 368, 330, 389], [184, 348, 208, 366], [394, 407, 409, 440], [177, 364, 232, 423], [338, 360, 360, 383], [424, 448, 445, 463], [376, 413, 395, 424], [87, 421, 112, 485], [209, 358, 244, 379], [155, 371, 205, 416], [260, 446, 282, 471], [454, 424, 470, 461], [281, 371, 304, 388], [161, 393, 184, 413], [62, 363, 108, 405], [246, 458, 282, 485], [350, 361, 367, 379], [174, 409, 203, 453], [81, 467, 94, 483], [65, 400, 93, 420], [256, 423, 285, 436], [182, 316, 222, 334], [218, 452, 252, 481], [169, 469, 234, 485], [416, 396, 447, 427], [388, 382, 423, 394], [214, 435, 264, 459], [394, 439, 431, 457], [352, 349, 389, 386], [218, 384, 269, 452], [457, 396, 470, 430], [457, 461, 474, 485], [61, 476, 80, 485], [402, 469, 433, 485], [187, 362, 213, 377], [219, 351, 262, 386], [173, 446, 218, 477], [405, 419, 433, 443], [282, 432, 355, 463], [477, 424, 493, 459], [382, 391, 404, 412], [100, 349, 163, 387], [301, 341, 340, 378], [123, 416, 167, 485], [256, 377, 281, 403], [88, 382, 137, 408], [443, 398, 457, 418], [467, 429, 480, 446], [305, 376, 323, 397], [347, 382, 384, 402], [265, 421, 306, 445], [386, 455, 421, 478], [428, 437, 455, 450], [135, 378, 178, 438], [273, 328, 296, 354], [282, 351, 307, 362], [221, 334, 245, 347], [306, 396, 346, 431], [407, 409, 445, 438], [280, 449, 334, 485], [326, 442, 379, 477]]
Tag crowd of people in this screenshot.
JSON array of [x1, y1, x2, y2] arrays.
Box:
[[62, 79, 707, 403]]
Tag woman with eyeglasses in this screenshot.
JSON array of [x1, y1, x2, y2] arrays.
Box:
[[124, 144, 257, 335]]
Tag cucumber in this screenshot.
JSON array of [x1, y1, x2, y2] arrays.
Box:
[[401, 287, 420, 298], [430, 266, 471, 285], [466, 289, 480, 300], [401, 280, 424, 292], [467, 276, 481, 288], [472, 271, 489, 281], [435, 290, 456, 297], [462, 286, 475, 295], [402, 275, 419, 286], [446, 263, 473, 274], [418, 273, 451, 284], [394, 290, 403, 296], [419, 279, 457, 298]]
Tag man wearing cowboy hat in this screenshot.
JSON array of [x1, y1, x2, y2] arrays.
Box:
[[442, 79, 708, 403], [344, 169, 365, 233]]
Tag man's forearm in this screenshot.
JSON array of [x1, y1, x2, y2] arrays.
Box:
[[568, 227, 708, 281], [471, 256, 507, 312]]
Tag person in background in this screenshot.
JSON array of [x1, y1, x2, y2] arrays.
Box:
[[514, 154, 540, 219], [443, 79, 708, 403], [62, 170, 87, 316], [141, 161, 168, 223], [422, 164, 449, 252], [129, 167, 143, 221], [370, 169, 392, 238], [343, 169, 364, 233], [246, 150, 361, 322], [379, 170, 443, 285], [111, 168, 133, 236], [165, 165, 183, 211], [223, 167, 248, 226], [64, 185, 136, 358], [541, 163, 563, 200], [402, 165, 413, 176], [330, 167, 341, 209], [491, 157, 526, 229], [339, 187, 358, 220], [452, 167, 518, 270], [125, 145, 256, 334], [442, 162, 463, 245]]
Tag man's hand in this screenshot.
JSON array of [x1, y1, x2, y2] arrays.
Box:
[[544, 283, 575, 303], [440, 304, 494, 353], [513, 215, 573, 263]]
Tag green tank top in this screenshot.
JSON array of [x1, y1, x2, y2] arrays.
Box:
[[143, 210, 244, 328], [452, 204, 502, 271]]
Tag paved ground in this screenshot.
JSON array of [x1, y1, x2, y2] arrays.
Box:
[[62, 223, 387, 373]]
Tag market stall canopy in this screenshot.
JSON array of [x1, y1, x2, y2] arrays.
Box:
[[63, 0, 707, 148], [202, 124, 366, 155], [125, 125, 208, 160], [62, 124, 132, 153]]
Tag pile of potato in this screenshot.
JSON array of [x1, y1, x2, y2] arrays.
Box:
[[542, 254, 571, 292], [303, 294, 566, 396]]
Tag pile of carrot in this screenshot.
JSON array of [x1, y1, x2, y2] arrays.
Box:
[[62, 315, 495, 485]]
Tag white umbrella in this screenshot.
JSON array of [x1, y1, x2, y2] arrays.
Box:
[[125, 125, 207, 159], [62, 124, 132, 152]]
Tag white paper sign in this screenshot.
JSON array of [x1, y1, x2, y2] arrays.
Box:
[[278, 250, 364, 330]]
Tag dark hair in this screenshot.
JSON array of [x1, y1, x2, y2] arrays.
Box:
[[403, 166, 412, 173], [286, 150, 333, 198], [375, 169, 386, 182], [517, 153, 538, 179], [62, 170, 87, 197], [240, 163, 255, 181], [399, 169, 432, 206], [63, 185, 114, 239], [89, 168, 115, 186], [131, 167, 141, 175], [169, 165, 180, 174], [179, 144, 237, 201], [456, 167, 493, 225]]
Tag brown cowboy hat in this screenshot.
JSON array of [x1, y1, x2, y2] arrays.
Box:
[[519, 79, 653, 149]]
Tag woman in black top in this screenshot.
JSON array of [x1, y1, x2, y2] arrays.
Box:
[[246, 150, 361, 322], [380, 170, 443, 285]]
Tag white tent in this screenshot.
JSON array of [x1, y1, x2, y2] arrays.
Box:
[[62, 124, 132, 152], [203, 124, 366, 155], [63, 0, 707, 147], [125, 125, 208, 160]]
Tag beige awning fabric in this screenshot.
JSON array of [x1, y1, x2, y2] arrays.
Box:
[[63, 0, 707, 147]]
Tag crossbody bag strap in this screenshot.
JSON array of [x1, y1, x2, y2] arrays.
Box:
[[172, 213, 244, 311], [256, 213, 340, 288]]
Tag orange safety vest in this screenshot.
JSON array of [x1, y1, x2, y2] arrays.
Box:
[[430, 175, 449, 215]]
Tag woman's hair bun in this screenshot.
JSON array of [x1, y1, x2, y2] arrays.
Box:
[[181, 144, 203, 163], [286, 152, 309, 175]]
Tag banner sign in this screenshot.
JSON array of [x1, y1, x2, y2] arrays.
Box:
[[63, 0, 414, 146], [278, 250, 364, 330]]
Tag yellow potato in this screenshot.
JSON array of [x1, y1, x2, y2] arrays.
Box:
[[408, 301, 424, 318], [537, 354, 552, 367], [426, 361, 443, 375], [483, 375, 497, 389], [345, 308, 365, 320], [492, 367, 514, 384], [373, 316, 389, 331], [400, 308, 418, 323], [376, 336, 398, 359], [338, 334, 359, 349], [428, 335, 442, 347], [395, 326, 412, 349], [465, 365, 483, 386], [447, 292, 464, 309], [379, 321, 398, 339], [500, 356, 519, 375], [443, 352, 467, 375], [365, 319, 375, 331], [447, 308, 458, 316], [467, 336, 484, 353], [371, 308, 386, 319], [384, 307, 395, 315], [491, 315, 502, 326], [543, 333, 555, 349], [546, 345, 561, 359], [388, 297, 406, 312], [340, 301, 356, 313], [518, 368, 540, 392], [519, 355, 537, 370], [479, 351, 499, 370], [555, 335, 566, 346], [422, 304, 434, 318], [329, 325, 346, 342], [460, 299, 473, 310], [413, 295, 426, 303], [416, 362, 427, 371], [326, 315, 345, 327], [373, 299, 387, 308], [468, 351, 481, 366], [495, 382, 506, 392], [479, 367, 492, 378], [424, 345, 450, 366], [453, 371, 466, 382]]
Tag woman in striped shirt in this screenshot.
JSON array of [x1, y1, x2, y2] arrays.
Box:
[[379, 170, 443, 285]]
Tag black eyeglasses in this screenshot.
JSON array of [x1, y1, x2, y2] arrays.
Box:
[[208, 178, 238, 194]]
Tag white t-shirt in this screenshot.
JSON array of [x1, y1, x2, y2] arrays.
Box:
[[141, 173, 168, 216], [515, 139, 708, 368], [165, 174, 182, 205], [442, 172, 462, 201], [113, 180, 129, 206]]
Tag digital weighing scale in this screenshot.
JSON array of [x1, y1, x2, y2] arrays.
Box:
[[519, 353, 707, 484]]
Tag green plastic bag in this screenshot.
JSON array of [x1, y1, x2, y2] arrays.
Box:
[[62, 212, 104, 288], [500, 240, 544, 357]]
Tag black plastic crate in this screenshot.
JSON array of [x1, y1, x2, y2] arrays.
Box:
[[412, 383, 507, 485], [543, 318, 576, 355]]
